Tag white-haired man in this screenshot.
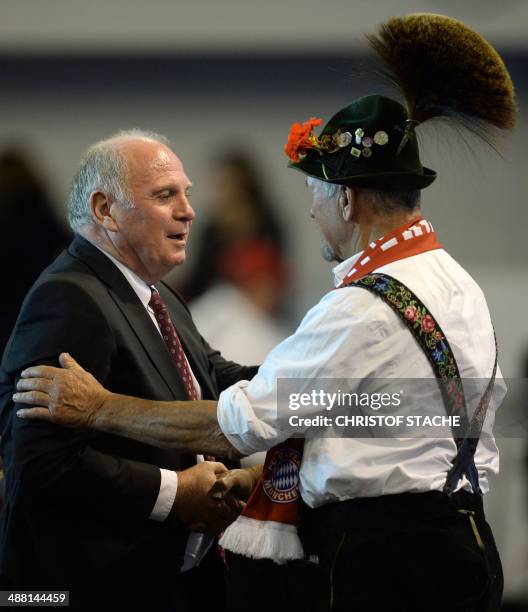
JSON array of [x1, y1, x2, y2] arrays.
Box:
[[0, 130, 257, 611]]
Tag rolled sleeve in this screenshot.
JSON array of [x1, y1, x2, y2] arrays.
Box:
[[217, 381, 286, 456]]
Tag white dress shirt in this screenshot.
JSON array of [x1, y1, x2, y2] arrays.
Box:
[[217, 248, 506, 508]]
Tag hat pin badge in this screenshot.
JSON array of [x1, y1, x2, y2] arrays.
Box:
[[373, 131, 389, 146]]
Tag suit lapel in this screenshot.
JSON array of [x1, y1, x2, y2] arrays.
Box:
[[68, 236, 189, 400]]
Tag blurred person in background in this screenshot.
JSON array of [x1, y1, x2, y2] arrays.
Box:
[[0, 147, 70, 517], [191, 237, 291, 471], [182, 151, 286, 307], [0, 148, 70, 354], [191, 238, 289, 365]]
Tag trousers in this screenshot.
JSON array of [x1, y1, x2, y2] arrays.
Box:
[[298, 489, 503, 612]]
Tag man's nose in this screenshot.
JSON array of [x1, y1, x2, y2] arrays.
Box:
[[174, 196, 195, 221]]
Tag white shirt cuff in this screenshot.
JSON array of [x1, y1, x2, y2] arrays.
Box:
[[149, 468, 178, 522], [217, 381, 282, 456]]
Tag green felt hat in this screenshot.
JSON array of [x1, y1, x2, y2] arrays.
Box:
[[286, 95, 436, 190]]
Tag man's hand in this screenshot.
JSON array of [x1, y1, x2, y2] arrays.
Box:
[[14, 353, 110, 428], [214, 465, 262, 502], [187, 465, 262, 534], [13, 353, 240, 460], [173, 462, 245, 536]]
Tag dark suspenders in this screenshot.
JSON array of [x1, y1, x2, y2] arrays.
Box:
[[348, 273, 498, 496]]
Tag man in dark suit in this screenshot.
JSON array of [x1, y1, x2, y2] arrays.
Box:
[[0, 130, 257, 610]]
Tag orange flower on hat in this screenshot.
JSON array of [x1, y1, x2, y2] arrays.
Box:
[[284, 117, 323, 163]]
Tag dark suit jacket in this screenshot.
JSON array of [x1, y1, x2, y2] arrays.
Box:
[[0, 236, 257, 610]]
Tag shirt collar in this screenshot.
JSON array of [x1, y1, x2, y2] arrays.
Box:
[[332, 251, 364, 288], [88, 240, 152, 309]]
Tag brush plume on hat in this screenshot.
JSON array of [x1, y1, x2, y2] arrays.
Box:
[[286, 13, 517, 189], [366, 13, 517, 149]]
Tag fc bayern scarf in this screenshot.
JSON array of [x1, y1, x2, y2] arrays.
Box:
[[219, 216, 442, 564]]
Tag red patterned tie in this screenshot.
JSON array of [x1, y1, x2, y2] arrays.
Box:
[[149, 288, 199, 400]]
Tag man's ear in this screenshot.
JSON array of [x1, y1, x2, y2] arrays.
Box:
[[91, 191, 118, 232], [340, 187, 355, 223]]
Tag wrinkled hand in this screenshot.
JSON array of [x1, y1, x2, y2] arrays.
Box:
[[13, 353, 110, 429], [187, 466, 262, 534], [173, 462, 245, 536], [214, 466, 261, 502]]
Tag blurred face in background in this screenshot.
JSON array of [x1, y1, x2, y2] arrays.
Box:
[[109, 140, 195, 283], [211, 162, 257, 237]]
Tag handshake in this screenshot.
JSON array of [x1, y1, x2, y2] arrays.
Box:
[[171, 461, 261, 536], [11, 353, 263, 536]]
